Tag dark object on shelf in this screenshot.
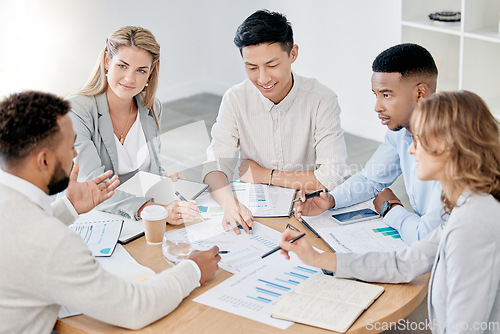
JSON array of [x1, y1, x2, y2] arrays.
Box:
[[429, 11, 461, 22]]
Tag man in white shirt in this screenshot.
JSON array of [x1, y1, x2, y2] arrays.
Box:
[[0, 91, 220, 333], [203, 10, 350, 234]]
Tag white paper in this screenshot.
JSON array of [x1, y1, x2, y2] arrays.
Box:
[[69, 219, 122, 257], [316, 220, 407, 253], [167, 217, 283, 274], [96, 244, 156, 282], [231, 181, 273, 216], [194, 253, 320, 329], [196, 191, 224, 219]]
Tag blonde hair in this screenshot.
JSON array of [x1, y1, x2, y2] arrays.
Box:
[[79, 26, 160, 129], [411, 90, 500, 214]]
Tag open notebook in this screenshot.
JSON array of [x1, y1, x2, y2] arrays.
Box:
[[117, 171, 208, 204], [272, 274, 384, 333]]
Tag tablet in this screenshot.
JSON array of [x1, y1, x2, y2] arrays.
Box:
[[332, 208, 380, 225]]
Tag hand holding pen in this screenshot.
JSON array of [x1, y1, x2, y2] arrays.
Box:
[[261, 233, 306, 258], [174, 191, 205, 223], [293, 188, 329, 202], [294, 189, 335, 222]]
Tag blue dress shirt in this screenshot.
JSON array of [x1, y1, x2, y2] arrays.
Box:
[[331, 128, 444, 244]]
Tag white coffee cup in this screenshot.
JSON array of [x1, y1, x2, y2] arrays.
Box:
[[140, 205, 168, 245]]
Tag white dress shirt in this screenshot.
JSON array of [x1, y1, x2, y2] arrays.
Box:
[[0, 168, 78, 219], [115, 111, 151, 176], [203, 73, 350, 189]]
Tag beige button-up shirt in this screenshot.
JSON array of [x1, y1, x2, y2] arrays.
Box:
[[203, 74, 350, 189]]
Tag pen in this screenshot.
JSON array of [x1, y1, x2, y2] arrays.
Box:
[[174, 191, 188, 201], [293, 189, 328, 203], [236, 222, 253, 234], [175, 191, 205, 222], [298, 217, 320, 238], [218, 251, 230, 254], [261, 233, 306, 259]]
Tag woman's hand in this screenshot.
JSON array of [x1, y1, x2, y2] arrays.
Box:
[[166, 170, 187, 182], [165, 200, 200, 225]]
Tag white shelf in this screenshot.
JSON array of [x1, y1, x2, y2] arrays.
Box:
[[464, 27, 500, 44], [402, 19, 461, 36], [401, 0, 500, 114]]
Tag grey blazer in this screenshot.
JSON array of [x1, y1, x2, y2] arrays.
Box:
[[336, 192, 500, 334], [69, 93, 164, 219]]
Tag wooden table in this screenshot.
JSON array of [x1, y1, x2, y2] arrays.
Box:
[[55, 216, 429, 334]]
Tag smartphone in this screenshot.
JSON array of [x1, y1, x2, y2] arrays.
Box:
[[332, 208, 380, 225]]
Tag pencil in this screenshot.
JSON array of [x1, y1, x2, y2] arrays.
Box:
[[261, 233, 306, 259]]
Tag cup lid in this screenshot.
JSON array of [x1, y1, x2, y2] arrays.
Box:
[[140, 205, 168, 220]]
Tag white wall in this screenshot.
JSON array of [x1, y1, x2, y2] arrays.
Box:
[[0, 0, 401, 142]]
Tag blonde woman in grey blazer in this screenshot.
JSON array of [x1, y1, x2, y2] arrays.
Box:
[[69, 26, 200, 223], [281, 91, 500, 333]]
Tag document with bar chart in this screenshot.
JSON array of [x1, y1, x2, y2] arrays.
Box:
[[177, 217, 284, 274], [316, 220, 407, 253], [193, 252, 320, 329]]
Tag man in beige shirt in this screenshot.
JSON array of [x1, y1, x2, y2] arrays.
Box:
[[0, 91, 220, 333], [203, 10, 350, 234]]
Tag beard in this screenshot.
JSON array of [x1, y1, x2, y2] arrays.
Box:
[[47, 161, 71, 196]]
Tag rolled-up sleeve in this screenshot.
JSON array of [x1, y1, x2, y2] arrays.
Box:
[[202, 92, 240, 181]]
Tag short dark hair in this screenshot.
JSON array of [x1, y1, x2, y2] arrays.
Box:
[[234, 9, 294, 54], [372, 43, 438, 79], [0, 91, 70, 167]]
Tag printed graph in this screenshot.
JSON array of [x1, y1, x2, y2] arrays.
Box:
[[372, 226, 402, 239], [246, 266, 318, 305], [316, 220, 407, 253]]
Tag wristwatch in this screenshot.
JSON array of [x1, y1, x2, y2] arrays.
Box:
[[380, 200, 403, 217]]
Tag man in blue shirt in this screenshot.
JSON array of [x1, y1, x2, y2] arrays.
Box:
[[296, 43, 443, 245]]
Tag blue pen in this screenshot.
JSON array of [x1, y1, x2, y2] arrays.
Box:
[[236, 222, 253, 234]]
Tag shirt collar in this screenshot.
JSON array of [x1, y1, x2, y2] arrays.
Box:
[[0, 168, 53, 216], [258, 72, 300, 112], [401, 128, 413, 144]]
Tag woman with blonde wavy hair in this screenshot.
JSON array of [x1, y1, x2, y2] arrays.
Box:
[[279, 90, 500, 333], [69, 26, 200, 223]]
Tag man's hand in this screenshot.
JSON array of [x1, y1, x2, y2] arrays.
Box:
[[188, 246, 221, 285], [239, 159, 271, 184], [373, 188, 400, 214], [295, 190, 335, 221], [221, 199, 254, 235], [66, 162, 120, 214]]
